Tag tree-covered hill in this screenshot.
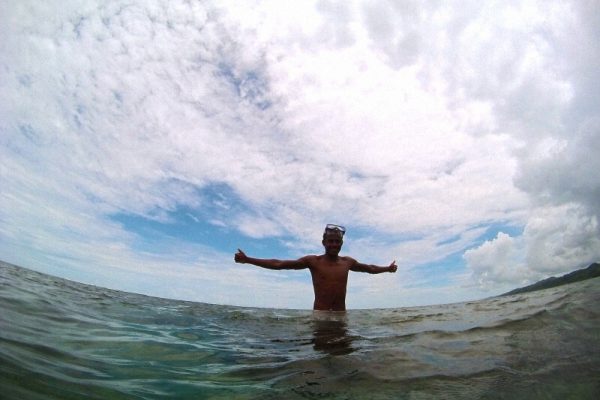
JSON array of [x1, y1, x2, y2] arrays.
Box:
[[502, 263, 600, 296]]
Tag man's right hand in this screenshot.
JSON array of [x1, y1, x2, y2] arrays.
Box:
[[234, 249, 248, 263]]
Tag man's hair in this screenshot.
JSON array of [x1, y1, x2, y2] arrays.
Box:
[[322, 229, 344, 241]]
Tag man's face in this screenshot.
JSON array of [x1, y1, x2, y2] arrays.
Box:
[[322, 233, 343, 256]]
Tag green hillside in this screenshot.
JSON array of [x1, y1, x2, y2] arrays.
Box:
[[502, 262, 600, 296]]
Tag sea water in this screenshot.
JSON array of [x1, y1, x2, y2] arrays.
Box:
[[1, 260, 599, 399]]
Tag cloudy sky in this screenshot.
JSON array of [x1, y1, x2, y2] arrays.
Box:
[[1, 0, 599, 309]]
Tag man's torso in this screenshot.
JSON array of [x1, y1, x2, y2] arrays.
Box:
[[307, 255, 355, 311]]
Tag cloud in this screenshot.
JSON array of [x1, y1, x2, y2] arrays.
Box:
[[1, 0, 598, 308], [465, 204, 600, 286], [463, 1, 600, 285], [464, 232, 527, 286]]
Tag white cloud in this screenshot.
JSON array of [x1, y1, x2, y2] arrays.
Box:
[[1, 0, 598, 308], [465, 204, 600, 287], [464, 232, 528, 287], [524, 205, 600, 274], [462, 1, 600, 286]]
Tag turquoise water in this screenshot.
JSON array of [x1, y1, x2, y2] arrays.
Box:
[[1, 260, 599, 399]]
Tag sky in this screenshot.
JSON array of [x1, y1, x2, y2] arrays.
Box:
[[1, 0, 599, 309]]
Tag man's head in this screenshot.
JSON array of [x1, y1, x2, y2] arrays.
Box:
[[322, 224, 345, 256]]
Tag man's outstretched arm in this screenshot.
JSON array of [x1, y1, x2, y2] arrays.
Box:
[[350, 259, 397, 274], [234, 249, 310, 270]]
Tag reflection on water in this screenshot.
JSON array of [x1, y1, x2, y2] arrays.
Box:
[[311, 312, 355, 355]]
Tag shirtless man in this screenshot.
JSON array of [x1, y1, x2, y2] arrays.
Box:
[[234, 224, 397, 311]]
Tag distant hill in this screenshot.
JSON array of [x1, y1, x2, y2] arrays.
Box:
[[502, 262, 600, 296]]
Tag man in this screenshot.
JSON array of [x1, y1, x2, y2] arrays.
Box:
[[234, 224, 397, 311]]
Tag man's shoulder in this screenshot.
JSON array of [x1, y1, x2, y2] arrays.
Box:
[[301, 254, 319, 259], [299, 254, 319, 262]]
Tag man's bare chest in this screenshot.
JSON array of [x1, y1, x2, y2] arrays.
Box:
[[311, 262, 350, 280]]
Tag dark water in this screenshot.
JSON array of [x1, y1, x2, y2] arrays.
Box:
[[1, 261, 599, 399]]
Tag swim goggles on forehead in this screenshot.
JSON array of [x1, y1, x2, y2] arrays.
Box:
[[325, 224, 346, 236]]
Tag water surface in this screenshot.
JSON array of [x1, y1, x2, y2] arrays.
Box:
[[1, 261, 599, 399]]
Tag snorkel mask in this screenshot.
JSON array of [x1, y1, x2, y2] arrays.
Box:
[[324, 224, 346, 237]]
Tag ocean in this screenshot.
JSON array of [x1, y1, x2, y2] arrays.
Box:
[[1, 260, 599, 399]]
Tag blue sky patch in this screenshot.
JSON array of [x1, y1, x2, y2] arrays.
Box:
[[406, 251, 467, 289], [470, 222, 524, 249], [110, 182, 294, 257]]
